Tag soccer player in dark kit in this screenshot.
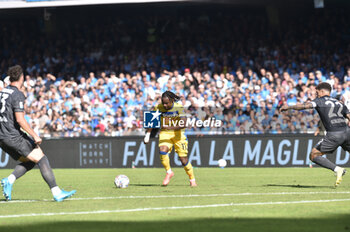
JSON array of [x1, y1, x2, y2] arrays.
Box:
[[0, 65, 76, 201], [280, 82, 348, 187]]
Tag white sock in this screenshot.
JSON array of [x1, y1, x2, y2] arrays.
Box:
[[51, 186, 61, 196], [7, 174, 16, 184], [166, 169, 172, 174], [334, 166, 342, 173]]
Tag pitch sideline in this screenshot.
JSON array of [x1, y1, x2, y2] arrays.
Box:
[[1, 198, 350, 218], [0, 191, 350, 204]]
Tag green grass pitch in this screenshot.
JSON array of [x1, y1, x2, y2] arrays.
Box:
[[0, 168, 350, 232]]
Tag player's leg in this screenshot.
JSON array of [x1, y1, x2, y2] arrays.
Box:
[[160, 145, 171, 172], [175, 139, 196, 187], [334, 129, 350, 185], [0, 144, 35, 201], [26, 147, 57, 191], [2, 135, 75, 201], [312, 135, 345, 186], [9, 157, 36, 184], [160, 145, 174, 186], [26, 147, 76, 201], [159, 135, 174, 186], [309, 148, 336, 171]]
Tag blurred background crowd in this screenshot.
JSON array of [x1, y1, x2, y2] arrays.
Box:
[[0, 5, 350, 137]]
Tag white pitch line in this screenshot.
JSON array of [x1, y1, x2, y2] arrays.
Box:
[[1, 191, 350, 204], [1, 198, 350, 219]]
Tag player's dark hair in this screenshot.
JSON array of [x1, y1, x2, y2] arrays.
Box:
[[162, 91, 181, 102], [316, 82, 332, 92], [7, 65, 23, 82]]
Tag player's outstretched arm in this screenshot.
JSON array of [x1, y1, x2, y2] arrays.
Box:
[[15, 112, 42, 145], [280, 102, 314, 112]]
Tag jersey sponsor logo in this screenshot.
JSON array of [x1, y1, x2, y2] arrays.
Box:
[[162, 111, 179, 117], [19, 101, 23, 109], [330, 118, 346, 124]]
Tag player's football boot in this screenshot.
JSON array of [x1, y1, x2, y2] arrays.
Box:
[[162, 171, 174, 186], [1, 178, 13, 201], [189, 179, 197, 187], [335, 168, 346, 187], [54, 189, 76, 202]]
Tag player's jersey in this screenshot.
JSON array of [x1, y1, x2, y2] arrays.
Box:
[[0, 85, 26, 139], [153, 102, 186, 136], [310, 96, 350, 132]]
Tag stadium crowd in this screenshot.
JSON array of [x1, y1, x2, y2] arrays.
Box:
[[0, 7, 350, 137]]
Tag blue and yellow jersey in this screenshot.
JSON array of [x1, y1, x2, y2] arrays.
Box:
[[153, 101, 186, 137], [154, 101, 188, 155]]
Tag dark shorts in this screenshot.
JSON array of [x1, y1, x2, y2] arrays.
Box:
[[0, 134, 36, 161], [315, 128, 350, 154]]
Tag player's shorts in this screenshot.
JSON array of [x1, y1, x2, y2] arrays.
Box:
[[0, 133, 36, 161], [159, 132, 188, 157], [315, 128, 350, 154]]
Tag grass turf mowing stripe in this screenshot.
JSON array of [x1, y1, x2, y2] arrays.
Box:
[[1, 198, 350, 219], [1, 191, 350, 204]]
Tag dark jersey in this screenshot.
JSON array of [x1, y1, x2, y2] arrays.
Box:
[[0, 85, 26, 139], [311, 96, 350, 132]]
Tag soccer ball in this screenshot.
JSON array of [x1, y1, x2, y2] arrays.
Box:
[[218, 159, 227, 168], [114, 175, 129, 188]]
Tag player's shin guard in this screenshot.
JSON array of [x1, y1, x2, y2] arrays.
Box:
[[184, 162, 195, 180], [37, 156, 57, 189], [160, 151, 171, 172]]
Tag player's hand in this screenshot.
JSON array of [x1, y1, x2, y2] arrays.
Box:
[[279, 105, 289, 113], [143, 132, 150, 144], [34, 136, 42, 145]]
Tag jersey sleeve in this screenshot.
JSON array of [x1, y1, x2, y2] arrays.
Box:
[[12, 91, 25, 112]]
